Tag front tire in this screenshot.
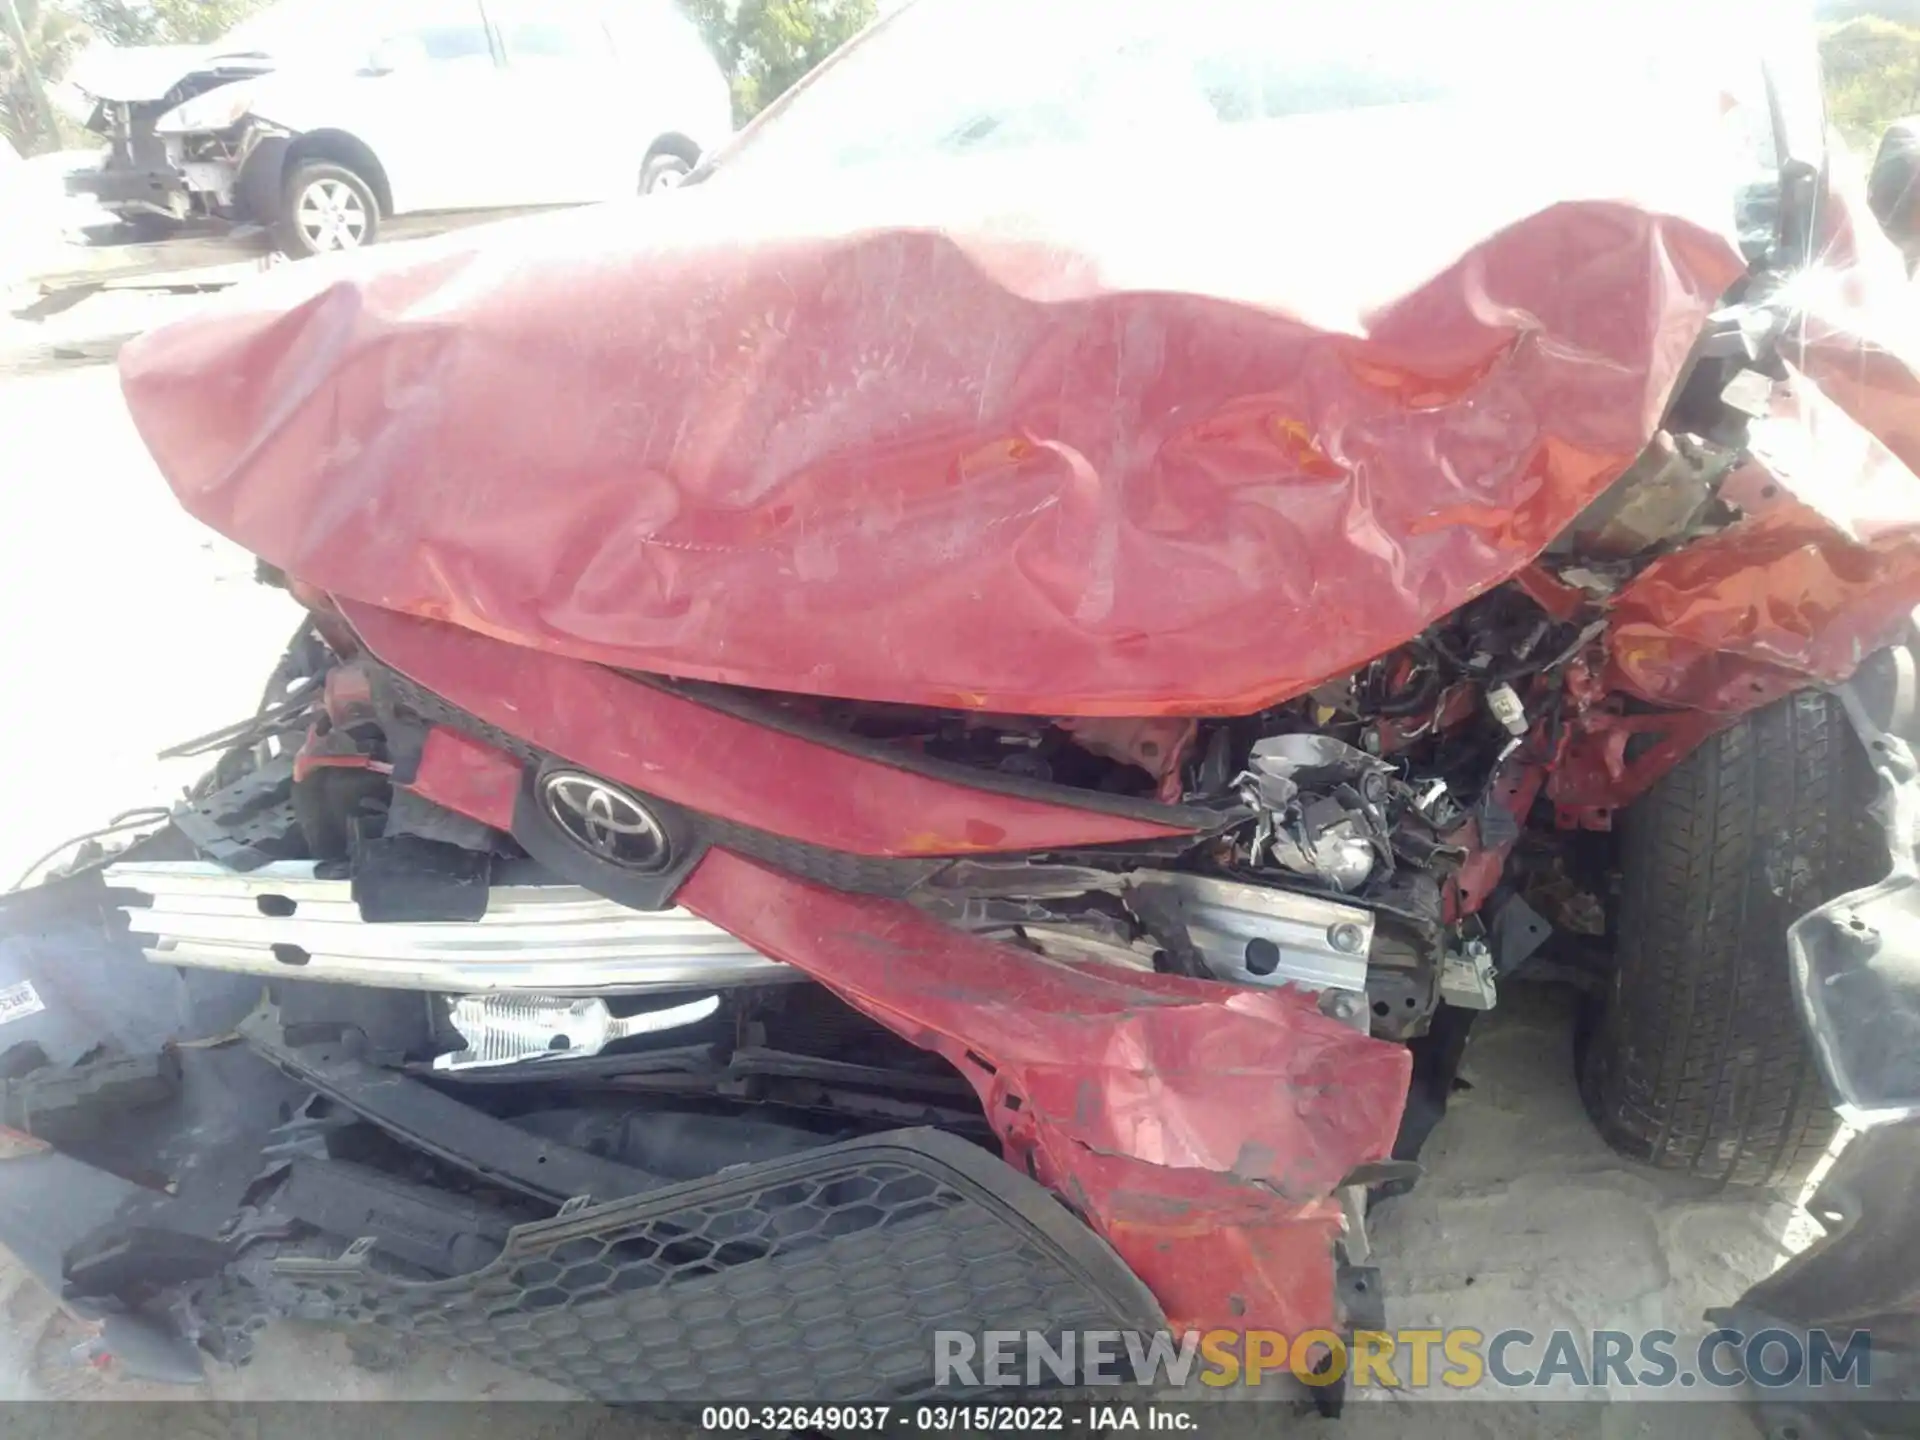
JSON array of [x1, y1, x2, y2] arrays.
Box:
[[1581, 690, 1881, 1190], [277, 161, 379, 258]]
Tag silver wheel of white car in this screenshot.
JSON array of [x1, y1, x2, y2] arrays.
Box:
[[297, 179, 369, 249], [276, 161, 381, 259]]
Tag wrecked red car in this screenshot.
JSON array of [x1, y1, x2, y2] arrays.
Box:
[[4, 0, 1920, 1410]]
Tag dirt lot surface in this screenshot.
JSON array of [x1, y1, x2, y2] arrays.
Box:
[[0, 290, 1819, 1435]]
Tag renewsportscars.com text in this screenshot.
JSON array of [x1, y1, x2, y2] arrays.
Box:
[[934, 1327, 1873, 1392]]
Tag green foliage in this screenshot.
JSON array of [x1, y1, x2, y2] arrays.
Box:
[[1822, 0, 1920, 22], [71, 0, 269, 47], [1822, 15, 1920, 149], [682, 0, 875, 123], [0, 0, 87, 152]]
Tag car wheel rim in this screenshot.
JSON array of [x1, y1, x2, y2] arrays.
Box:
[[643, 161, 689, 194], [296, 179, 369, 251]]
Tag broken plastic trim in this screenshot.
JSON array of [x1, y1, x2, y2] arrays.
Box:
[[239, 1003, 669, 1202], [268, 1128, 1166, 1403], [1785, 650, 1920, 1120]]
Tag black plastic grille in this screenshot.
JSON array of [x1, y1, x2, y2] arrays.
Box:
[[271, 1131, 1161, 1402]]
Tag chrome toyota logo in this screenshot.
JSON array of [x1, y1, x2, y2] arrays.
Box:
[[539, 772, 670, 870]]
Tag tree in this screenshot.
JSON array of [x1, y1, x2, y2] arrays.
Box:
[[1822, 0, 1920, 22], [1821, 16, 1920, 148], [69, 0, 268, 47], [0, 0, 84, 153], [682, 0, 875, 124]]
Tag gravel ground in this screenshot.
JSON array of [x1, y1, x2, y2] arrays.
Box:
[[0, 289, 1817, 1434]]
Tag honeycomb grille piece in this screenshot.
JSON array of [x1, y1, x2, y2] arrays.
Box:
[[272, 1131, 1161, 1402]]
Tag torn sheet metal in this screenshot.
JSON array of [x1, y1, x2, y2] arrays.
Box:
[[675, 848, 1410, 1336], [1601, 175, 1920, 720], [1604, 387, 1920, 717]]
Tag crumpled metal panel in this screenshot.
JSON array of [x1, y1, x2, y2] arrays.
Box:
[[1603, 178, 1920, 718], [1604, 382, 1920, 716], [676, 849, 1410, 1337], [117, 84, 1749, 718], [270, 1129, 1166, 1403]]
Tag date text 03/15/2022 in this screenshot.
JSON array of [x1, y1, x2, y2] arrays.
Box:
[[699, 1406, 1194, 1432]]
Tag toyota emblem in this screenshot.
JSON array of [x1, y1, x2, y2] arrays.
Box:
[[538, 771, 671, 871]]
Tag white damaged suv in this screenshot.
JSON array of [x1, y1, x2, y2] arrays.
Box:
[[63, 0, 733, 256]]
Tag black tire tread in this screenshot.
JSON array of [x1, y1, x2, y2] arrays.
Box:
[[1583, 690, 1881, 1190]]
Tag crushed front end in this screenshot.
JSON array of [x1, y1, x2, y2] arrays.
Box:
[[0, 604, 1429, 1398], [19, 0, 1920, 1405], [61, 52, 276, 229], [0, 488, 1881, 1400]]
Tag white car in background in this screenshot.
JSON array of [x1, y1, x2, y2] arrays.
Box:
[[63, 0, 732, 256]]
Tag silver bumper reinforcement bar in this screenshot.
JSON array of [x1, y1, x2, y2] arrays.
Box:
[[103, 861, 793, 994]]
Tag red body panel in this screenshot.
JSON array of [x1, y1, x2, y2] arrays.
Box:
[[343, 599, 1192, 855], [389, 708, 1405, 1332], [121, 107, 1754, 717], [677, 848, 1409, 1334], [403, 726, 521, 832], [1599, 217, 1920, 716]]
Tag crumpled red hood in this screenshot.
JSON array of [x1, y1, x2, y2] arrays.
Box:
[[122, 104, 1771, 716]]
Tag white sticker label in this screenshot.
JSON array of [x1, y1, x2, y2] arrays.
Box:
[[0, 981, 45, 1025]]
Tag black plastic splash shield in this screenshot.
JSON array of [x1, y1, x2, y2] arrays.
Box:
[[270, 1127, 1163, 1403], [1787, 662, 1920, 1114]]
